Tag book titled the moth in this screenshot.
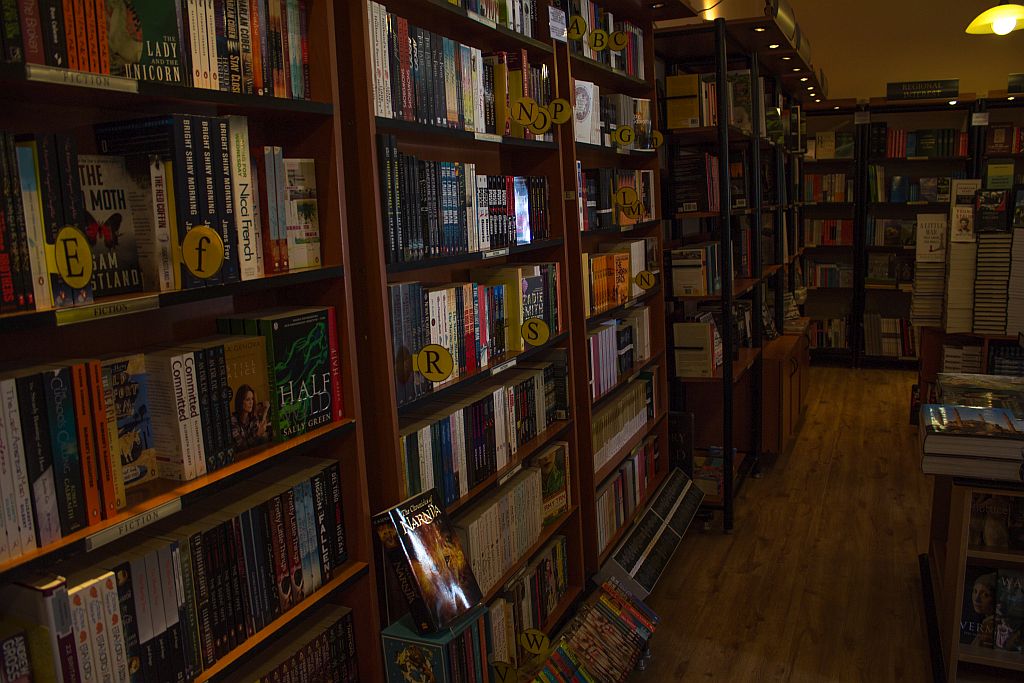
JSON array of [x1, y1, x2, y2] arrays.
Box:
[[373, 489, 482, 634]]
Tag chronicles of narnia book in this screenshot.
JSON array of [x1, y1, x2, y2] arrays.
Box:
[[373, 489, 482, 634]]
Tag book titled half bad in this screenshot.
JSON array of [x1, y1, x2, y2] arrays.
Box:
[[372, 488, 482, 634]]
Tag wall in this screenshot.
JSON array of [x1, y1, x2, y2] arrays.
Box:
[[674, 0, 1024, 100]]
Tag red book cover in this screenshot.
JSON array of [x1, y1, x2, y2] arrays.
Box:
[[253, 148, 279, 273], [16, 0, 44, 64], [397, 16, 412, 121], [81, 0, 99, 73], [84, 359, 117, 519], [69, 362, 102, 526], [93, 0, 108, 73], [326, 305, 344, 422], [71, 0, 88, 74], [61, 0, 78, 69], [278, 0, 289, 98]]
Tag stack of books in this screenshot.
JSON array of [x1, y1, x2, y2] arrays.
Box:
[[973, 232, 1013, 334], [989, 344, 1024, 376], [910, 214, 947, 328], [591, 372, 657, 474], [863, 314, 915, 358], [943, 343, 985, 373], [1008, 228, 1024, 336]]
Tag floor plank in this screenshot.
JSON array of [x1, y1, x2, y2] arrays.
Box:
[[633, 367, 933, 682]]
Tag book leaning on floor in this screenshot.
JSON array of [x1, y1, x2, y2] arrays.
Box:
[[919, 404, 1024, 481]]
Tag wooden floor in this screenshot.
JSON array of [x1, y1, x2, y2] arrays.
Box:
[[634, 367, 934, 682]]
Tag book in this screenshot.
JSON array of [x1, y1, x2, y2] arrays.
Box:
[[372, 488, 482, 634], [995, 570, 1024, 652], [381, 605, 487, 683], [220, 334, 271, 454], [969, 494, 1011, 548], [282, 158, 320, 270], [920, 404, 1024, 459], [101, 354, 158, 499], [961, 565, 997, 646], [107, 0, 186, 84]]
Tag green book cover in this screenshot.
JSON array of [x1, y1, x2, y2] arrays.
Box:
[[106, 0, 187, 85]]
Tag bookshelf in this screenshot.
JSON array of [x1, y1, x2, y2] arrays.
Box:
[[0, 2, 383, 681], [655, 16, 817, 531]]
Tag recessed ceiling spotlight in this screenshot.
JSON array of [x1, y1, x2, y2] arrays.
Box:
[[815, 99, 822, 103], [768, 43, 780, 49], [833, 106, 840, 110], [800, 77, 808, 82], [1009, 96, 1017, 101], [781, 56, 792, 61], [792, 68, 801, 72], [807, 86, 814, 91], [754, 27, 767, 32], [948, 99, 958, 105]]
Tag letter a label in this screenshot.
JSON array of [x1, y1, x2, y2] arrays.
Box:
[[415, 344, 454, 382], [55, 226, 93, 289], [567, 15, 587, 40], [182, 225, 225, 280]]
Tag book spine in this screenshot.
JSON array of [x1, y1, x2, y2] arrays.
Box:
[[255, 501, 280, 621], [326, 305, 343, 422], [192, 347, 216, 474], [96, 572, 130, 683], [282, 487, 304, 602], [185, 0, 203, 87], [69, 583, 100, 682], [68, 362, 100, 528], [195, 115, 220, 286], [326, 462, 347, 565], [237, 0, 253, 92], [213, 0, 229, 90], [0, 0, 24, 62], [174, 541, 203, 680], [271, 146, 287, 272], [291, 482, 313, 597], [79, 361, 115, 521], [214, 117, 241, 283], [374, 509, 436, 632], [15, 0, 43, 63], [310, 471, 332, 579], [86, 579, 116, 682], [225, 0, 242, 93], [0, 132, 28, 314], [188, 533, 216, 669], [204, 0, 220, 90], [16, 373, 60, 546], [93, 0, 107, 73], [221, 520, 245, 647], [54, 134, 92, 306], [236, 512, 260, 636], [298, 0, 309, 98], [248, 0, 263, 95], [81, 0, 99, 72], [212, 345, 235, 466], [267, 494, 291, 612], [43, 366, 87, 535], [37, 0, 67, 66], [202, 526, 227, 657]]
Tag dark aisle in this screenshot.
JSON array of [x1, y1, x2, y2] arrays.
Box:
[[633, 367, 933, 682]]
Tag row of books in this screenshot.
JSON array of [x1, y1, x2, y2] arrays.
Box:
[[809, 318, 848, 349], [487, 534, 570, 669], [228, 603, 358, 682], [386, 263, 561, 405], [803, 172, 852, 203], [397, 362, 568, 506], [961, 565, 1023, 653], [3, 1, 313, 99], [591, 372, 656, 474], [668, 242, 723, 297], [368, 2, 552, 140], [806, 261, 853, 288], [587, 305, 651, 400], [0, 305, 341, 565], [866, 168, 959, 204], [577, 166, 656, 231], [573, 83, 653, 151], [866, 251, 914, 288], [376, 136, 550, 264], [806, 131, 855, 160], [671, 315, 723, 379], [974, 231, 1013, 334], [580, 240, 653, 317], [866, 218, 916, 247], [380, 604, 489, 682], [804, 219, 854, 247], [662, 71, 751, 134], [453, 465, 546, 596], [867, 124, 968, 159], [986, 123, 1024, 155], [989, 343, 1024, 376], [670, 150, 720, 213], [942, 343, 984, 374], [529, 579, 658, 683], [558, 0, 646, 79], [919, 398, 1024, 480], [452, 0, 541, 37], [1, 120, 311, 312], [595, 435, 658, 554], [1, 457, 349, 682], [1009, 227, 1024, 336], [862, 314, 916, 358]]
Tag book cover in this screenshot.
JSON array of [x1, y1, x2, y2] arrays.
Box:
[[951, 205, 975, 242], [221, 334, 271, 453], [0, 626, 32, 683], [525, 441, 570, 525], [969, 494, 1011, 548], [282, 158, 321, 270], [976, 190, 1009, 232], [995, 570, 1024, 652], [381, 604, 485, 683], [107, 0, 186, 84], [915, 214, 946, 263], [1013, 185, 1024, 230], [373, 488, 482, 634], [77, 154, 145, 297], [102, 354, 158, 493]]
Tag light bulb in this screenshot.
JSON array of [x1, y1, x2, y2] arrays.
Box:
[[993, 16, 1017, 34]]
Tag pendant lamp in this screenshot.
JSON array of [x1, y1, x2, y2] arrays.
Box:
[[965, 1, 1024, 34]]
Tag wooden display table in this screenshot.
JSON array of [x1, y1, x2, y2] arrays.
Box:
[[925, 475, 1024, 681]]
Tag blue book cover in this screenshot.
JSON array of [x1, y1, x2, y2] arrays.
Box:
[[42, 365, 87, 534], [291, 481, 314, 600], [300, 478, 321, 592], [890, 176, 909, 204], [381, 605, 486, 683]]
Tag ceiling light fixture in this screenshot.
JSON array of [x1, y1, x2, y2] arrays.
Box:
[[815, 99, 821, 103], [800, 77, 808, 82], [966, 2, 1024, 34], [792, 68, 801, 72], [949, 99, 958, 105], [768, 43, 780, 49], [781, 56, 792, 61], [1009, 96, 1017, 101], [754, 27, 766, 32], [834, 106, 840, 110]]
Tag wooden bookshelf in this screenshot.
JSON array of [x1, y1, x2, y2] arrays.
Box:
[[0, 1, 385, 679]]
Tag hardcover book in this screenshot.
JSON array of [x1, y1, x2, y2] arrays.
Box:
[[282, 158, 321, 270], [960, 566, 997, 646], [106, 0, 187, 84], [372, 488, 482, 634], [525, 441, 570, 525], [995, 570, 1024, 652], [381, 605, 487, 683], [77, 154, 146, 297], [221, 335, 272, 453]]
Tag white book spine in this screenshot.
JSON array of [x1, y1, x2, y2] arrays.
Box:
[[181, 352, 204, 479], [143, 552, 168, 648], [249, 159, 265, 276], [129, 556, 155, 650], [95, 571, 130, 683], [383, 7, 394, 117], [143, 354, 193, 481], [0, 380, 21, 559], [68, 583, 99, 682], [227, 116, 261, 280], [2, 378, 36, 552], [83, 578, 115, 683], [157, 545, 181, 641], [473, 49, 485, 134], [186, 0, 204, 89], [146, 158, 176, 291], [466, 164, 478, 253], [369, 2, 382, 116]]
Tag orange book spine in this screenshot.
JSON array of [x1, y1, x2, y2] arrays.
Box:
[[93, 0, 109, 74], [62, 0, 78, 70], [249, 0, 264, 95], [81, 0, 98, 73], [70, 363, 102, 526], [86, 360, 117, 520], [72, 0, 88, 72]]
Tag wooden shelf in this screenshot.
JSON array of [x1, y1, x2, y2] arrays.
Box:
[[446, 420, 573, 515], [481, 506, 579, 603], [542, 584, 584, 632], [804, 158, 856, 165], [0, 420, 356, 577], [580, 219, 662, 239], [397, 332, 570, 415], [592, 351, 666, 408], [375, 116, 558, 150], [966, 546, 1024, 564], [762, 264, 783, 278], [867, 156, 969, 163], [385, 238, 564, 276], [594, 412, 667, 485], [0, 62, 332, 120], [673, 347, 762, 384], [586, 287, 662, 327], [194, 560, 369, 682], [665, 125, 750, 145], [800, 202, 855, 209], [569, 55, 649, 97], [575, 140, 659, 159], [958, 643, 1024, 672], [675, 207, 751, 219], [597, 464, 669, 565], [869, 202, 949, 210], [667, 276, 758, 301], [0, 266, 345, 333]]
